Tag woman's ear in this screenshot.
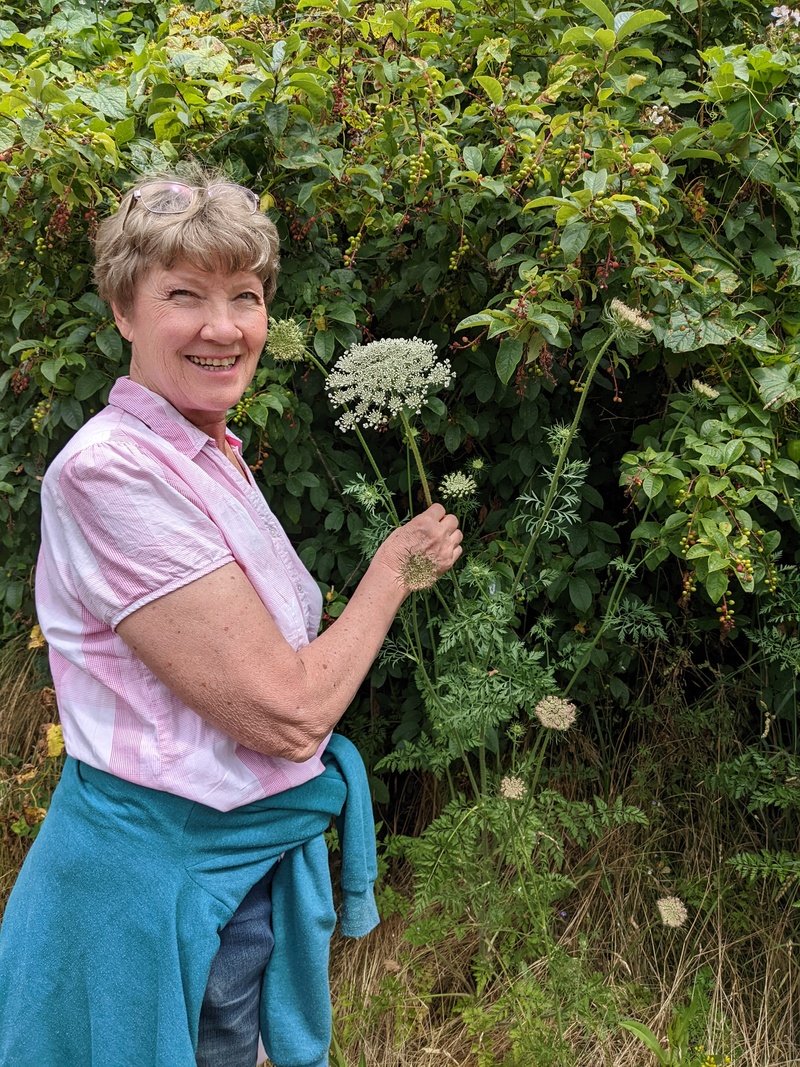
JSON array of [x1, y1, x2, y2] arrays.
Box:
[[111, 301, 133, 342]]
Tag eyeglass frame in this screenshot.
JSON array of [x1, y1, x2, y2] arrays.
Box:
[[121, 181, 260, 227]]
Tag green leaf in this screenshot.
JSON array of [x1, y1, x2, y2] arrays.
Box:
[[463, 146, 483, 173], [496, 337, 524, 385], [594, 27, 616, 51], [618, 1020, 669, 1064], [705, 569, 729, 603], [579, 0, 615, 30], [560, 220, 591, 262], [41, 357, 65, 384], [473, 75, 503, 105], [753, 364, 800, 410], [19, 117, 45, 146], [74, 368, 108, 402], [615, 9, 669, 43], [569, 576, 592, 614], [96, 327, 123, 362], [314, 329, 335, 363]]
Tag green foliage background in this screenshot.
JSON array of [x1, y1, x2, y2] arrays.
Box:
[[2, 0, 800, 1058], [4, 0, 800, 721]]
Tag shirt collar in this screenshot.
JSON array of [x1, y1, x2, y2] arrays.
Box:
[[107, 378, 243, 458]]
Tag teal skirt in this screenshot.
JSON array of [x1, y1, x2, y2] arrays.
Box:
[[0, 735, 378, 1067]]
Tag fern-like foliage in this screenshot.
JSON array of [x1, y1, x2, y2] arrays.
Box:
[[518, 458, 589, 539], [605, 596, 668, 643], [707, 750, 800, 812], [727, 849, 800, 905]]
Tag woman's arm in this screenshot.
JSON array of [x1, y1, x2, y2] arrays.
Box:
[[116, 504, 461, 761]]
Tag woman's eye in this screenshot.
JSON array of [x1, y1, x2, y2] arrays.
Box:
[[238, 291, 261, 302], [167, 289, 193, 299]]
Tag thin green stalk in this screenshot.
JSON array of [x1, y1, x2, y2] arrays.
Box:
[[563, 396, 699, 695], [511, 334, 616, 596], [308, 352, 399, 524], [399, 410, 432, 507]]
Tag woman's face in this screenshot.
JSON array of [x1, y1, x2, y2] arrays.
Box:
[[112, 260, 268, 436]]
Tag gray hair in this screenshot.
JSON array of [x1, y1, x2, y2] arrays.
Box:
[[93, 165, 280, 313]]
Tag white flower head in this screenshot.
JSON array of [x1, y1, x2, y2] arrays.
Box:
[[692, 379, 719, 400], [533, 695, 577, 731], [264, 318, 307, 363], [439, 471, 478, 500], [772, 5, 800, 26], [325, 337, 453, 431], [500, 776, 527, 800], [607, 299, 652, 336], [656, 895, 688, 928]]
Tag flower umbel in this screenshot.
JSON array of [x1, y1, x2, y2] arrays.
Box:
[[399, 550, 439, 591], [772, 5, 800, 27], [533, 695, 577, 731], [265, 318, 307, 363], [656, 895, 688, 928], [439, 472, 478, 500], [606, 299, 652, 337], [692, 379, 720, 400], [500, 776, 527, 800], [325, 337, 453, 431]]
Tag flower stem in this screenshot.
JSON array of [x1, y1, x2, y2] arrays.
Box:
[[511, 334, 616, 596], [309, 352, 399, 525], [400, 410, 432, 507]]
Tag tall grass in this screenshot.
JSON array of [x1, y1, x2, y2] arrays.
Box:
[[0, 636, 60, 916]]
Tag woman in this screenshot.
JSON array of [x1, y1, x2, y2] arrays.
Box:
[[0, 169, 462, 1066]]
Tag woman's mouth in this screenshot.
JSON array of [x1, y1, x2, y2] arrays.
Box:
[[186, 355, 237, 369]]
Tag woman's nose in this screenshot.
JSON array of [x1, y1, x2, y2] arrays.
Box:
[[199, 305, 243, 344]]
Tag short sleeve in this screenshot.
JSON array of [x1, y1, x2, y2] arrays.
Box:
[[52, 439, 235, 628]]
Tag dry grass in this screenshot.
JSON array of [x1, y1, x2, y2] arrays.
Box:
[[0, 636, 60, 915], [1, 633, 797, 1066]]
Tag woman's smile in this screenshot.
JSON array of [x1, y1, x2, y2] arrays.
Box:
[[111, 260, 268, 443]]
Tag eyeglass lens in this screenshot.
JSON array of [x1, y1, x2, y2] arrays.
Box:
[[136, 182, 259, 214]]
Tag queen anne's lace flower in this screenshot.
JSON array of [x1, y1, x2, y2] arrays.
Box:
[[656, 895, 688, 928], [265, 318, 307, 362], [534, 696, 577, 731], [325, 337, 453, 431], [692, 380, 720, 400], [439, 472, 477, 500], [607, 299, 652, 336], [500, 776, 527, 800]]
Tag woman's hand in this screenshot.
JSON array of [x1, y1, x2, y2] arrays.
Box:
[[372, 504, 463, 592]]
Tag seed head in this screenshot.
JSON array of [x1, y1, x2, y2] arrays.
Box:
[[265, 318, 307, 363], [656, 895, 688, 928], [325, 337, 453, 431], [500, 776, 527, 800], [399, 550, 439, 591], [533, 695, 577, 731]]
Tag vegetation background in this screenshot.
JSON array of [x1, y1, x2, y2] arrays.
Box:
[[1, 0, 799, 1062]]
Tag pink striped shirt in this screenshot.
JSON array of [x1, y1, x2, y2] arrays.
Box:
[[35, 378, 327, 811]]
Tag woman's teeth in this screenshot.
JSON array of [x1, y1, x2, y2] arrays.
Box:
[[187, 356, 236, 368]]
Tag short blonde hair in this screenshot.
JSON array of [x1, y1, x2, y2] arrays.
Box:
[[93, 166, 280, 313]]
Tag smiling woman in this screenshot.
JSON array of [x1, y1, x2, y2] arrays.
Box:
[[0, 166, 462, 1067], [112, 262, 269, 446]]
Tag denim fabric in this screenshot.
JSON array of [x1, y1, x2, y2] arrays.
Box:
[[196, 862, 278, 1067]]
